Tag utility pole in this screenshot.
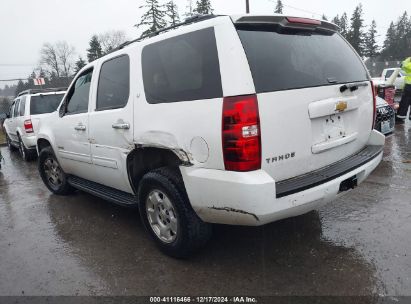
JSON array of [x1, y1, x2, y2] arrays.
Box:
[[246, 0, 250, 13]]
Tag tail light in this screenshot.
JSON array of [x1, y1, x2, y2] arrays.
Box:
[[24, 119, 33, 133], [222, 94, 261, 171], [371, 81, 377, 130]]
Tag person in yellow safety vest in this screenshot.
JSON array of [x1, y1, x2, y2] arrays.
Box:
[[396, 57, 411, 123]]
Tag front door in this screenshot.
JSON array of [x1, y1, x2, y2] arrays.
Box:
[[55, 68, 94, 180], [88, 54, 134, 193]]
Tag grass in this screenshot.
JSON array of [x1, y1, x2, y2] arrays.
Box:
[[0, 129, 5, 144]]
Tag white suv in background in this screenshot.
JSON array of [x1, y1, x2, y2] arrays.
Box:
[[4, 88, 66, 161], [36, 15, 385, 257]]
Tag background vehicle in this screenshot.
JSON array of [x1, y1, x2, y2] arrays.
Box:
[[3, 88, 66, 161], [36, 15, 385, 257], [374, 96, 395, 135], [372, 68, 405, 92]]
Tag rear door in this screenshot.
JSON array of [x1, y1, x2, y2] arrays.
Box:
[[235, 17, 373, 181], [88, 54, 134, 193]]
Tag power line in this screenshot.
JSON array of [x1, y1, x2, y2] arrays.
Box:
[[0, 78, 28, 82]]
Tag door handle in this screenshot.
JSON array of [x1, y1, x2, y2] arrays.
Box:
[[112, 123, 130, 130], [74, 125, 86, 131]]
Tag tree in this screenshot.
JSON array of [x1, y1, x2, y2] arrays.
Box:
[[347, 4, 365, 57], [194, 0, 213, 15], [166, 0, 180, 26], [40, 41, 76, 78], [15, 80, 25, 96], [274, 0, 283, 14], [322, 14, 328, 21], [339, 13, 349, 39], [56, 41, 75, 77], [98, 30, 127, 54], [40, 43, 61, 78], [74, 57, 87, 74], [135, 0, 167, 37], [0, 97, 11, 114], [185, 0, 194, 18], [87, 35, 103, 62], [364, 20, 379, 58]]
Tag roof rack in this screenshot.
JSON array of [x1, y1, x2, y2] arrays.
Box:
[[17, 87, 67, 97], [113, 14, 220, 53]]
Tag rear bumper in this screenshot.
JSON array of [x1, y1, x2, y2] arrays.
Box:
[[181, 131, 385, 226]]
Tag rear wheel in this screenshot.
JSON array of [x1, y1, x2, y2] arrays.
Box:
[[18, 135, 34, 161], [6, 134, 17, 152], [138, 167, 212, 258], [38, 146, 73, 195]]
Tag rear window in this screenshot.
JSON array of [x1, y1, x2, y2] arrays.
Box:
[[237, 26, 369, 93], [142, 27, 222, 104], [30, 93, 64, 115]]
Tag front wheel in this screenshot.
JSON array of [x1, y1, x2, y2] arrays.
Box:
[[38, 147, 73, 195], [138, 167, 212, 258]]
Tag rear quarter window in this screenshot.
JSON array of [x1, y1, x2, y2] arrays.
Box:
[[30, 94, 65, 115], [142, 27, 223, 104], [237, 26, 369, 93]]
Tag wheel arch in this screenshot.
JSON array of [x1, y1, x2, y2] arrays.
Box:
[[127, 146, 190, 194]]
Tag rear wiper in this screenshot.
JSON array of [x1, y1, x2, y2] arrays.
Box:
[[340, 82, 369, 93]]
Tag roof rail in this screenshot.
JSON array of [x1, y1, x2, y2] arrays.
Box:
[[113, 14, 220, 53], [17, 87, 67, 97]]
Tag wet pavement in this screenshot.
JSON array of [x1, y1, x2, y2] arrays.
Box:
[[0, 123, 410, 297]]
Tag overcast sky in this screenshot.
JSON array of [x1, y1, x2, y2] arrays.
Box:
[[0, 0, 408, 88]]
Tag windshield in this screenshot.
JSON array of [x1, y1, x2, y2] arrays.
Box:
[[30, 93, 65, 115], [237, 26, 369, 93]]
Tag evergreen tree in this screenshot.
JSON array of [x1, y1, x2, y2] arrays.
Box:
[[185, 0, 194, 18], [135, 0, 166, 37], [87, 35, 103, 62], [364, 20, 379, 58], [193, 0, 213, 15], [322, 14, 328, 21], [347, 4, 365, 57], [166, 0, 180, 26], [395, 12, 410, 60], [15, 80, 25, 96], [339, 13, 349, 39], [332, 15, 341, 28], [274, 0, 283, 14], [74, 57, 87, 75]]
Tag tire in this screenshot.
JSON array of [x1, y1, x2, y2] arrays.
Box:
[[18, 135, 35, 161], [6, 133, 17, 152], [38, 146, 73, 195], [138, 167, 212, 258]]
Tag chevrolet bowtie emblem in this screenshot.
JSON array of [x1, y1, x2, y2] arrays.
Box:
[[336, 101, 348, 112]]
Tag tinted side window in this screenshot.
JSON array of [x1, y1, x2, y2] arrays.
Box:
[[10, 103, 15, 118], [97, 55, 130, 110], [19, 96, 26, 116], [142, 27, 222, 104], [66, 69, 93, 114], [385, 70, 394, 78], [13, 100, 20, 117]]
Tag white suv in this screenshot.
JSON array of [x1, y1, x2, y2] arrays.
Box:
[[36, 15, 385, 257], [4, 88, 66, 161]]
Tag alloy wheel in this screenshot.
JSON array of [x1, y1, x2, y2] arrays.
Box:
[[145, 190, 178, 243], [43, 158, 63, 189]]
